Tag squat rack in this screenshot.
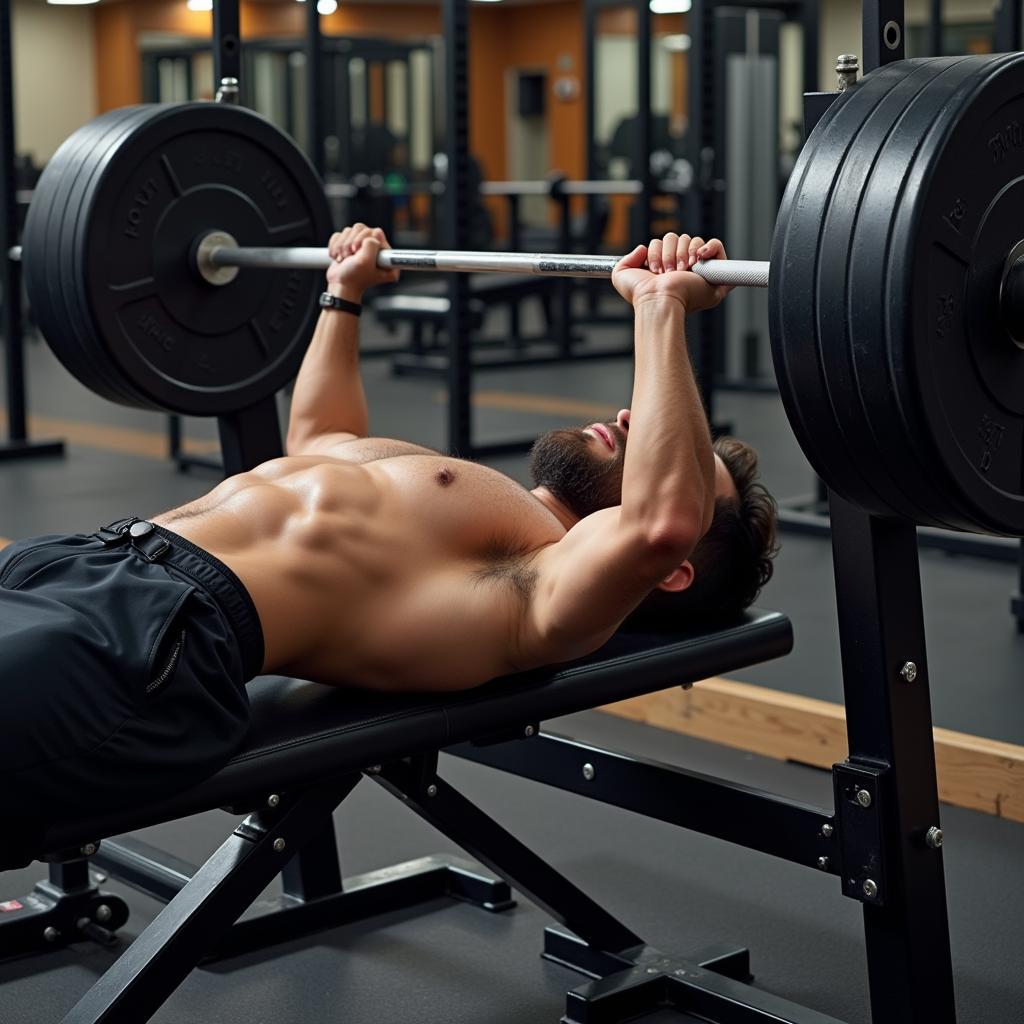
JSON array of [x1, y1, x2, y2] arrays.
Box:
[[0, 0, 63, 463]]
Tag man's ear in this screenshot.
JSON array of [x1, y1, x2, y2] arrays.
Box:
[[656, 560, 694, 593]]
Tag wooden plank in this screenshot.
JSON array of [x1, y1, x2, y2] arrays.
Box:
[[602, 678, 1024, 823]]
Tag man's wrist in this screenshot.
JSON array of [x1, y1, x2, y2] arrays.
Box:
[[633, 293, 687, 318], [327, 282, 365, 303]]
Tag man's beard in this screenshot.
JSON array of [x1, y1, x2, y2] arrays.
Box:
[[528, 424, 627, 519]]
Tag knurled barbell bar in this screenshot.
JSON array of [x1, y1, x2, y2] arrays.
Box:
[[189, 232, 772, 287], [17, 52, 1024, 537]]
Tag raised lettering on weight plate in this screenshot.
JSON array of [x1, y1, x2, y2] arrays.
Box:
[[270, 271, 302, 332], [988, 120, 1023, 164], [942, 199, 967, 235], [978, 413, 1006, 472], [260, 169, 289, 210], [194, 149, 242, 173], [123, 179, 160, 239], [136, 312, 176, 354], [935, 292, 955, 339]]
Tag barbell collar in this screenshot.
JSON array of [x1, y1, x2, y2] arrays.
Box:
[[1000, 242, 1024, 349], [204, 242, 771, 287]]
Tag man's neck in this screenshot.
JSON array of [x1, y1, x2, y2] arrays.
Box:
[[530, 486, 579, 531]]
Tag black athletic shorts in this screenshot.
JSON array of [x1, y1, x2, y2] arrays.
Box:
[[0, 517, 262, 841]]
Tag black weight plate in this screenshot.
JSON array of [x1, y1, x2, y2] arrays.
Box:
[[901, 51, 1024, 534], [817, 57, 962, 528], [770, 62, 922, 521], [827, 56, 986, 532], [847, 55, 1000, 533], [22, 109, 145, 405], [59, 107, 162, 408], [22, 112, 104, 394], [909, 52, 1024, 536], [58, 107, 159, 407], [79, 103, 332, 415]]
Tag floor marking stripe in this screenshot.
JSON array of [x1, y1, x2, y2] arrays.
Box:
[[0, 409, 220, 460]]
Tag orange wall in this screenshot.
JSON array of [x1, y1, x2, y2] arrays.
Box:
[[93, 1, 591, 237], [94, 1, 444, 110], [470, 1, 587, 237]]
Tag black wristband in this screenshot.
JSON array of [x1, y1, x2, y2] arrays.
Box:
[[319, 292, 362, 317]]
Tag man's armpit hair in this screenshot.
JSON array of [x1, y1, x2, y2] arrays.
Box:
[[471, 534, 539, 607]]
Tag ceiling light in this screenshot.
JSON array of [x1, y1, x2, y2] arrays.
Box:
[[186, 0, 213, 10], [650, 0, 691, 13], [46, 0, 101, 5], [661, 33, 691, 51], [317, 0, 337, 13]]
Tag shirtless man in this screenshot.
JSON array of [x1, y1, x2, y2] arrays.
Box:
[[1, 227, 776, 827]]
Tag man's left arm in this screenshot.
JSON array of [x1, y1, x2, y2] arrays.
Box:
[[286, 224, 398, 456]]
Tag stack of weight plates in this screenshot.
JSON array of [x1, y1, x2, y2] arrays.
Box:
[[771, 52, 1024, 537], [22, 102, 332, 416]]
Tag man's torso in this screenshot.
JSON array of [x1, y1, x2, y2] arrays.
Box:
[[152, 438, 567, 690]]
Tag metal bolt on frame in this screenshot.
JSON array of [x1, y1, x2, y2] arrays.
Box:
[[836, 54, 860, 91]]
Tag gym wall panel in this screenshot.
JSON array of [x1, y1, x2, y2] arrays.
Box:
[[472, 1, 587, 239], [94, 1, 445, 112], [12, 0, 97, 164], [818, 0, 999, 88]]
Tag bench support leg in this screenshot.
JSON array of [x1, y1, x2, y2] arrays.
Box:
[[374, 758, 643, 955], [60, 777, 360, 1024]]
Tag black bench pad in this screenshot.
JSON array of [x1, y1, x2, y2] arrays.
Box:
[[11, 609, 791, 862]]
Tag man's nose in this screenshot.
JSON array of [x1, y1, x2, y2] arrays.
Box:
[[616, 409, 630, 433]]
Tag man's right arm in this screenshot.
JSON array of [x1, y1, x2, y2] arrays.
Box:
[[286, 224, 399, 456], [515, 234, 730, 666]]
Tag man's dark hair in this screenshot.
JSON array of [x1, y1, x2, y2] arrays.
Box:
[[625, 436, 778, 629]]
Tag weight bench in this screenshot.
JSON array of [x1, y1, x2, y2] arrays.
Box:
[[371, 292, 486, 356], [0, 609, 829, 1024], [383, 274, 561, 377]]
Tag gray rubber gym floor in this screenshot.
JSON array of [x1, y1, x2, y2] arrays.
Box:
[[2, 302, 1023, 1021]]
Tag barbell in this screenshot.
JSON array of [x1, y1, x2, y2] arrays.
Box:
[[191, 235, 771, 287], [17, 52, 1024, 537]]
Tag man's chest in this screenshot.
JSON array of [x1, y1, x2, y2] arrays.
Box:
[[365, 451, 564, 556]]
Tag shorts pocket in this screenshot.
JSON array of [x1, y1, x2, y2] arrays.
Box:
[[145, 585, 195, 695], [0, 538, 76, 589]]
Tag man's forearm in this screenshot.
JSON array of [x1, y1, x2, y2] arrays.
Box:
[[621, 297, 715, 538], [286, 285, 367, 449]]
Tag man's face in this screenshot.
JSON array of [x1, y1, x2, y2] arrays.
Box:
[[529, 409, 739, 521], [529, 418, 628, 520]]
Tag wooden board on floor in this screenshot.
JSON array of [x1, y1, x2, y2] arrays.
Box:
[[602, 678, 1024, 823]]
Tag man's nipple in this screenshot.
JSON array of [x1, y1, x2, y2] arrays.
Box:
[[436, 467, 456, 487]]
